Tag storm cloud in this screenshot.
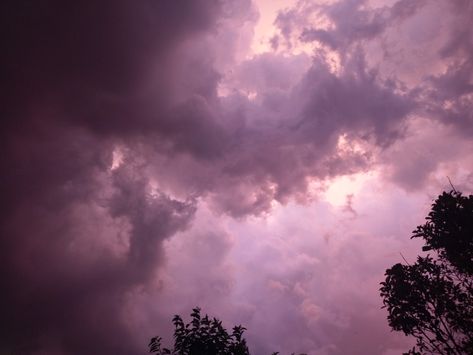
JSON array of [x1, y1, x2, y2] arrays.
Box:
[[2, 0, 473, 354]]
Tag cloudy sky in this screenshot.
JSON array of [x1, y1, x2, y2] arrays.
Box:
[[1, 0, 473, 354]]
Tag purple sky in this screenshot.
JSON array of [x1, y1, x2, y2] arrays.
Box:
[[1, 0, 473, 354]]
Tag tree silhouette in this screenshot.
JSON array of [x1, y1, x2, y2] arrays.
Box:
[[380, 191, 473, 354], [149, 308, 307, 355], [149, 307, 250, 355]]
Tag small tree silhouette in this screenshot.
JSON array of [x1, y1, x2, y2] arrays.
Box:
[[149, 307, 250, 355]]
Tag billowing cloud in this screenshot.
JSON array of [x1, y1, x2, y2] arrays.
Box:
[[2, 0, 473, 354]]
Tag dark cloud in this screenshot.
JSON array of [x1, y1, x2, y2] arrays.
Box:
[[0, 135, 196, 354], [2, 0, 473, 353], [0, 1, 219, 353], [141, 46, 413, 217], [425, 2, 473, 135], [1, 0, 218, 83], [292, 52, 413, 147]]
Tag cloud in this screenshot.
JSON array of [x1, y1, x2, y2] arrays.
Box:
[[2, 0, 473, 354], [0, 140, 196, 354], [0, 1, 222, 353], [153, 183, 426, 355]]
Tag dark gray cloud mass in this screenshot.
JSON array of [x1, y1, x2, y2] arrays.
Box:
[[1, 0, 473, 354], [1, 1, 220, 353]]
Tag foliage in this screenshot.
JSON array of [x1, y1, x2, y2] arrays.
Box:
[[149, 307, 250, 355], [412, 190, 473, 276], [380, 191, 473, 355], [149, 308, 308, 355]]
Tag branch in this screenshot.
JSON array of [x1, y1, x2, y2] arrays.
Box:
[[400, 252, 411, 266], [447, 176, 457, 193]]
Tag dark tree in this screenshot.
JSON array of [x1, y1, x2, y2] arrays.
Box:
[[149, 307, 250, 355], [380, 191, 473, 355], [149, 308, 307, 355]]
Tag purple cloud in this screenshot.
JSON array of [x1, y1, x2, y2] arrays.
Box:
[[2, 0, 473, 354]]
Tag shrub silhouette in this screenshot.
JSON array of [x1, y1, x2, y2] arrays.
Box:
[[149, 307, 250, 355], [149, 308, 307, 355]]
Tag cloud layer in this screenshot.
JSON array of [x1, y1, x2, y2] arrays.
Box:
[[1, 0, 473, 354]]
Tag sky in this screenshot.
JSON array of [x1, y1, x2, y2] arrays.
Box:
[[1, 0, 473, 354]]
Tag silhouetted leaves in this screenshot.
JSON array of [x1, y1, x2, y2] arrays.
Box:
[[381, 191, 473, 354], [149, 308, 307, 355], [149, 307, 250, 355], [412, 191, 473, 275]]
